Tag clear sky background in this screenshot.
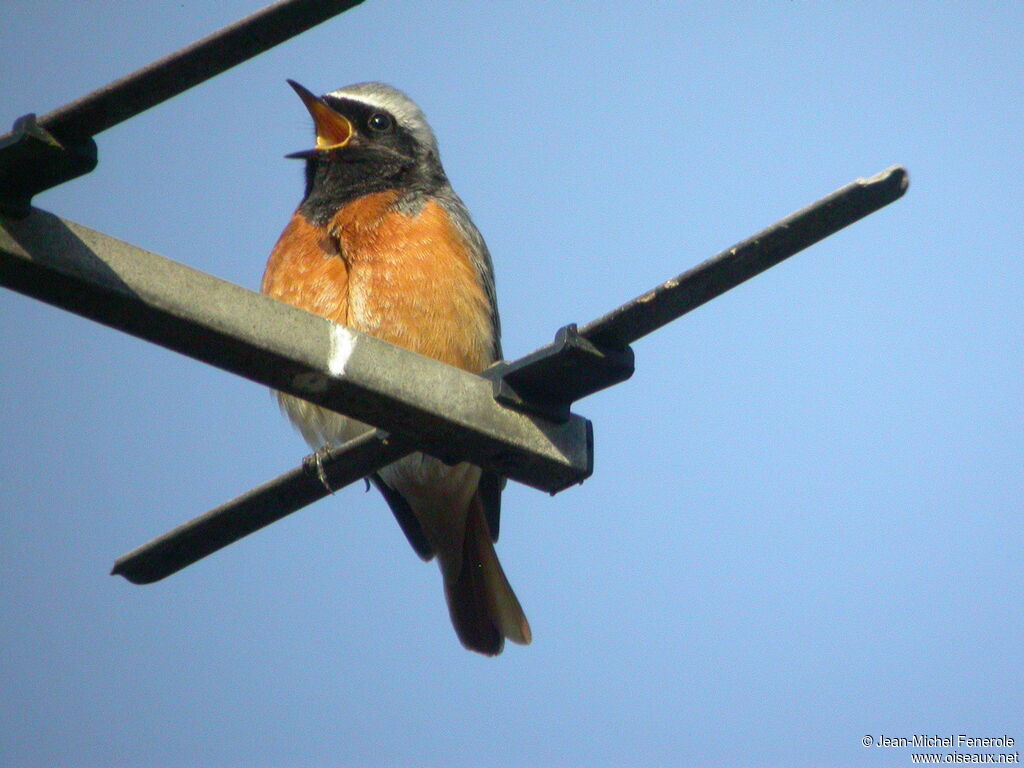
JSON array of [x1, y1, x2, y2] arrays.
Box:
[[2, 2, 1021, 766]]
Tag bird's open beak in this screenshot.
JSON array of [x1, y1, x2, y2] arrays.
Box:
[[285, 79, 354, 157]]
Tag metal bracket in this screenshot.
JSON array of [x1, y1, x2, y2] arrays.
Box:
[[484, 324, 635, 423], [0, 115, 98, 218]]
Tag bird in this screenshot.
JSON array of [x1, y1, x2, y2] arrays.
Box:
[[261, 80, 531, 655]]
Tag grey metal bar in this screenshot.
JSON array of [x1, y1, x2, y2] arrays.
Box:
[[105, 166, 910, 588], [580, 166, 909, 349], [111, 430, 409, 584], [0, 208, 592, 492], [37, 0, 367, 141]]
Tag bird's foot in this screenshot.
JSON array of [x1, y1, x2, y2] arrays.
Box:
[[311, 444, 335, 494]]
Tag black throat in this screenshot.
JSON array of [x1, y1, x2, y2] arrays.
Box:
[[297, 147, 446, 226]]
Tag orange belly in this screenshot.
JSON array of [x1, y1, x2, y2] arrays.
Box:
[[262, 191, 495, 374]]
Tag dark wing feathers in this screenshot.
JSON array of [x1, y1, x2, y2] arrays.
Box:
[[478, 470, 505, 542], [371, 468, 506, 558], [370, 474, 433, 560]]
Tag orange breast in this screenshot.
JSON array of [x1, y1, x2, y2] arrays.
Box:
[[262, 191, 495, 374]]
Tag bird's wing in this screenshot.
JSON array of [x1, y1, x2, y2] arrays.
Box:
[[370, 473, 434, 560]]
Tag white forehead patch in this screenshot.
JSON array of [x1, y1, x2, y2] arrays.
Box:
[[326, 82, 439, 157]]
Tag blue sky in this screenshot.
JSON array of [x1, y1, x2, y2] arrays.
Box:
[[2, 2, 1021, 766]]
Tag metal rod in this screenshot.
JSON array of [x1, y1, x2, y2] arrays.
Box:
[[112, 430, 410, 584], [105, 166, 910, 587], [37, 0, 366, 141], [0, 209, 592, 492], [580, 165, 909, 350]]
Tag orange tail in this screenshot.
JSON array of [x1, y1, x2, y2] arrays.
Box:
[[443, 494, 531, 656]]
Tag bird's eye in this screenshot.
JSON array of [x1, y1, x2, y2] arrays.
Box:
[[367, 112, 393, 132]]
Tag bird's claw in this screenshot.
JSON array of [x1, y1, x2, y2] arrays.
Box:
[[312, 444, 334, 494]]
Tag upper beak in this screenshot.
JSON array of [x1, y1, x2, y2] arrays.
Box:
[[286, 79, 354, 157]]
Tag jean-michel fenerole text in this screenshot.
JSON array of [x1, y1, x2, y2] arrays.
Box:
[[875, 735, 1015, 749]]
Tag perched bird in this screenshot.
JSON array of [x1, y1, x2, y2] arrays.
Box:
[[261, 81, 531, 655]]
